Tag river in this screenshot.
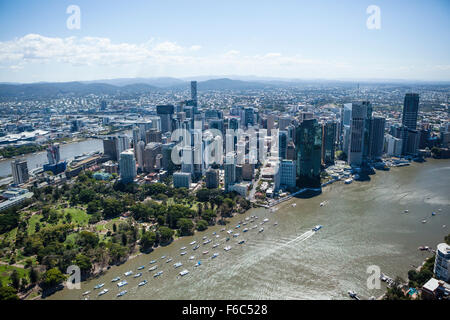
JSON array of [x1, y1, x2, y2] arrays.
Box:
[[48, 159, 450, 300]]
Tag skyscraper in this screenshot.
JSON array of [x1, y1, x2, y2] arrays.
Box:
[[322, 121, 336, 165], [278, 130, 288, 160], [156, 104, 174, 134], [224, 152, 236, 192], [348, 101, 372, 166], [11, 159, 29, 185], [119, 149, 136, 183], [191, 81, 197, 106], [402, 93, 419, 130], [47, 143, 61, 165], [368, 117, 386, 160], [295, 119, 322, 188]]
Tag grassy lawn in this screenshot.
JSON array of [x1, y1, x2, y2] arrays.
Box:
[[59, 208, 89, 227], [0, 265, 29, 286], [27, 214, 43, 235]]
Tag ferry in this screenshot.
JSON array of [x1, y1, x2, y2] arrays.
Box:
[[193, 245, 200, 250], [224, 246, 231, 251], [124, 270, 133, 276], [94, 283, 105, 289], [174, 262, 183, 268], [180, 247, 187, 250], [82, 291, 91, 296], [149, 260, 156, 264], [148, 266, 157, 271], [312, 225, 323, 232], [195, 261, 202, 267], [117, 290, 127, 297], [189, 256, 195, 260], [166, 258, 173, 263], [238, 240, 245, 244], [154, 271, 163, 277], [190, 241, 197, 245], [211, 253, 219, 259], [180, 251, 187, 256], [233, 233, 240, 237], [180, 270, 189, 276], [117, 280, 128, 288], [243, 228, 249, 232], [133, 272, 142, 278], [212, 243, 219, 248], [258, 228, 264, 233], [98, 289, 109, 296], [203, 250, 209, 255], [138, 280, 148, 287], [111, 277, 120, 282], [137, 265, 145, 270]]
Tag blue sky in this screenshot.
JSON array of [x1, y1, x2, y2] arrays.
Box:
[[0, 0, 449, 82]]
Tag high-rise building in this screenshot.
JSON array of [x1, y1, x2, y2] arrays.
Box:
[[295, 119, 322, 188], [385, 134, 403, 157], [143, 143, 162, 173], [205, 168, 219, 189], [402, 93, 419, 130], [136, 140, 145, 171], [157, 104, 174, 134], [224, 152, 236, 192], [173, 171, 192, 189], [321, 122, 336, 165], [119, 149, 136, 183], [103, 137, 118, 161], [368, 117, 386, 160], [278, 116, 291, 131], [11, 159, 29, 185], [146, 129, 162, 144], [280, 160, 296, 189], [278, 130, 288, 159], [243, 108, 255, 128], [191, 81, 197, 106], [348, 101, 372, 166], [47, 143, 61, 165], [161, 142, 176, 174], [434, 243, 450, 282]]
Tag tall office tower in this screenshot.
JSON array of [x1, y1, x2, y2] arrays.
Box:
[[191, 81, 197, 106], [278, 130, 288, 159], [205, 168, 219, 189], [149, 116, 161, 131], [11, 159, 29, 185], [161, 142, 176, 173], [146, 129, 162, 144], [136, 140, 145, 171], [100, 100, 107, 110], [280, 159, 296, 189], [402, 93, 419, 130], [116, 135, 130, 162], [143, 143, 162, 173], [278, 116, 292, 131], [295, 119, 322, 188], [266, 114, 276, 133], [228, 117, 240, 131], [71, 119, 82, 132], [286, 125, 295, 142], [224, 152, 236, 192], [119, 149, 136, 183], [177, 112, 186, 122], [209, 119, 224, 134], [132, 126, 141, 149], [47, 143, 61, 165], [157, 104, 175, 134], [235, 165, 243, 183], [286, 142, 296, 160], [299, 112, 314, 122], [348, 101, 372, 166], [103, 137, 118, 160], [405, 129, 420, 155], [368, 117, 386, 160], [322, 121, 337, 165], [243, 107, 255, 128], [385, 134, 403, 157]]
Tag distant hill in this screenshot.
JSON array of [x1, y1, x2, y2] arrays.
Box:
[[0, 81, 158, 99], [171, 78, 274, 90], [82, 77, 185, 88]]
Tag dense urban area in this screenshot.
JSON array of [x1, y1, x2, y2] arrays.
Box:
[[0, 78, 449, 301]]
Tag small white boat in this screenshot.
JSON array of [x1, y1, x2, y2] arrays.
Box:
[[312, 225, 323, 231], [190, 241, 196, 245], [149, 260, 156, 264], [154, 271, 163, 277], [195, 261, 202, 267], [161, 256, 166, 259], [117, 280, 128, 287], [292, 203, 297, 207], [212, 243, 219, 248], [211, 253, 219, 259], [98, 288, 109, 296], [180, 269, 189, 276], [124, 270, 133, 276], [189, 255, 195, 260], [344, 178, 353, 184], [404, 209, 409, 213], [174, 262, 183, 268], [224, 246, 231, 251], [82, 291, 91, 296], [94, 283, 104, 289], [117, 290, 127, 297], [422, 220, 427, 224], [180, 251, 187, 256], [166, 258, 173, 263], [202, 236, 207, 240], [203, 251, 209, 255], [220, 228, 226, 232], [111, 277, 120, 282], [258, 228, 264, 233], [243, 228, 249, 232], [133, 272, 142, 278], [319, 202, 325, 207], [137, 265, 145, 270], [138, 280, 148, 287], [148, 266, 157, 271], [233, 233, 239, 237], [203, 239, 211, 245], [432, 212, 436, 216], [238, 240, 245, 244], [273, 222, 278, 226], [245, 217, 250, 221], [180, 247, 186, 250], [193, 245, 200, 250], [263, 218, 269, 223]]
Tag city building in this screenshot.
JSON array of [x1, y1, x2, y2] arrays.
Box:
[[402, 93, 419, 130], [295, 119, 322, 188], [368, 117, 386, 160], [205, 168, 219, 189], [434, 243, 450, 282], [224, 152, 236, 192], [157, 104, 175, 133], [119, 149, 136, 183], [278, 130, 288, 160], [321, 121, 336, 165], [47, 143, 60, 165], [173, 171, 191, 189], [348, 101, 372, 166], [11, 159, 29, 185], [280, 160, 296, 189]]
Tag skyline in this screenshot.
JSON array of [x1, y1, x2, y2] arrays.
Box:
[[0, 0, 450, 82]]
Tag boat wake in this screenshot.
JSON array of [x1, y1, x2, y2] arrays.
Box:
[[281, 230, 315, 248]]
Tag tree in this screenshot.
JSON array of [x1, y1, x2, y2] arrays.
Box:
[[75, 254, 92, 274], [0, 286, 19, 301], [30, 268, 39, 284], [10, 270, 20, 290], [196, 220, 208, 231], [40, 268, 66, 290], [140, 231, 156, 252], [177, 218, 194, 236], [158, 226, 174, 244]]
